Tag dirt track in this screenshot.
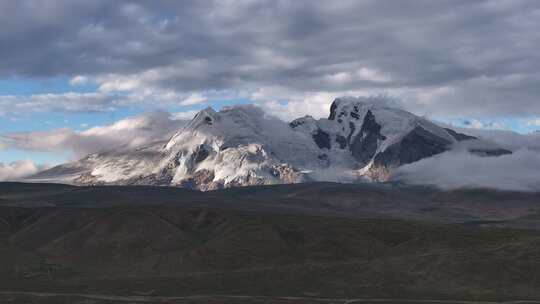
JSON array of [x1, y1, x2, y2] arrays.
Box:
[[2, 291, 540, 304]]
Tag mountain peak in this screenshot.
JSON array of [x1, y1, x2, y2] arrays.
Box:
[[28, 98, 512, 190], [329, 96, 402, 119], [184, 106, 218, 128]]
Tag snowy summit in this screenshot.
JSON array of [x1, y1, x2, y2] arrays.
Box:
[[28, 97, 511, 190]]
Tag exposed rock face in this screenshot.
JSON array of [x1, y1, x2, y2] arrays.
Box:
[[351, 110, 387, 164], [312, 129, 331, 149], [365, 126, 454, 181], [335, 135, 347, 149], [328, 101, 339, 120], [193, 145, 211, 163], [29, 97, 512, 189], [469, 148, 512, 157], [288, 97, 462, 180], [178, 169, 217, 191], [374, 126, 453, 168]]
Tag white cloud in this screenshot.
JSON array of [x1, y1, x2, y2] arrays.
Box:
[[394, 149, 540, 192], [0, 87, 214, 115], [69, 75, 89, 86], [462, 119, 508, 130], [98, 76, 141, 92], [0, 160, 48, 181], [254, 89, 401, 122], [0, 111, 190, 158], [324, 68, 389, 86], [180, 93, 207, 106], [0, 92, 120, 115], [259, 91, 341, 121], [2, 1, 540, 119], [356, 67, 390, 82], [324, 72, 353, 84], [445, 126, 540, 151], [527, 118, 540, 127], [172, 110, 199, 120]]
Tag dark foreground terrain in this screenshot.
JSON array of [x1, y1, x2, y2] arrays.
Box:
[[1, 182, 540, 303]]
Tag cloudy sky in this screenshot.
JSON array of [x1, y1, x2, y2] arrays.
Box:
[[1, 0, 540, 180]]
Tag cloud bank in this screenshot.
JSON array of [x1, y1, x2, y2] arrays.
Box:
[[451, 127, 540, 151], [394, 149, 540, 192], [0, 160, 48, 181], [0, 111, 190, 159], [1, 1, 540, 119]]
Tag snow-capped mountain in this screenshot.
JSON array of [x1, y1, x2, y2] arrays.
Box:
[[29, 97, 511, 189]]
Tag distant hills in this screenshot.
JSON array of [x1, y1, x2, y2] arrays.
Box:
[[1, 182, 540, 302]]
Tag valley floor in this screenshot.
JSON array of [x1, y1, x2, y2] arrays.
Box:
[[1, 182, 540, 303]]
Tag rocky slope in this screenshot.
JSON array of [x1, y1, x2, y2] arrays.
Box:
[[28, 97, 511, 189]]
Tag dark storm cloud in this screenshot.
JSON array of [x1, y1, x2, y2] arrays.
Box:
[[1, 0, 540, 117]]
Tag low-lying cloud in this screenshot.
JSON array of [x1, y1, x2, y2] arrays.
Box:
[[452, 127, 540, 151], [0, 111, 189, 159], [0, 160, 48, 181], [394, 149, 540, 192]]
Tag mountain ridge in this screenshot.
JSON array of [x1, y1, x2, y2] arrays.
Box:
[[28, 97, 511, 189]]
